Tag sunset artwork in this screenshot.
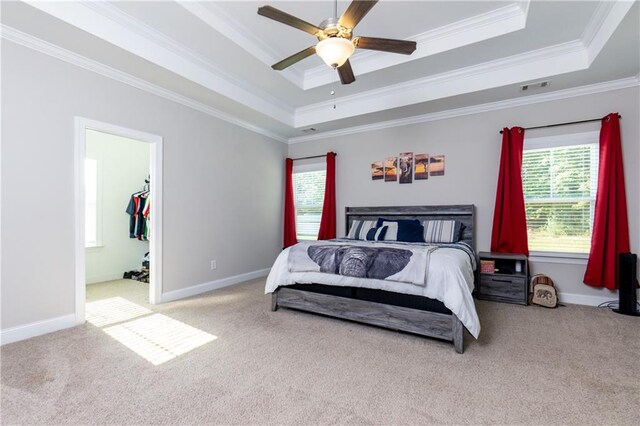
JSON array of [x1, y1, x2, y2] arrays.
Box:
[[399, 152, 413, 184], [384, 157, 398, 182], [414, 154, 429, 180], [430, 155, 445, 176], [371, 161, 384, 180]]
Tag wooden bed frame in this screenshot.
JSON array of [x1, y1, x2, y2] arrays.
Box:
[[271, 205, 475, 354]]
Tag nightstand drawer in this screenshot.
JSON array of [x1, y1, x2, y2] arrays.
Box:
[[479, 275, 527, 305]]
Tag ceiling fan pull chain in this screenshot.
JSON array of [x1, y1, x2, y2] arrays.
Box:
[[331, 67, 337, 109]]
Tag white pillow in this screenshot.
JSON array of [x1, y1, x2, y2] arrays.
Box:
[[381, 221, 399, 241]]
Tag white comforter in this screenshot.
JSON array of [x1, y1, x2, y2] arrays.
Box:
[[265, 242, 481, 338]]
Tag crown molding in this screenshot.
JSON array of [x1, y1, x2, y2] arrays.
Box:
[[178, 1, 530, 91], [176, 1, 305, 88], [9, 0, 634, 143], [303, 1, 530, 90], [582, 0, 635, 63], [288, 76, 639, 144], [1, 25, 288, 144], [23, 0, 294, 127], [295, 40, 588, 127], [295, 0, 633, 128]]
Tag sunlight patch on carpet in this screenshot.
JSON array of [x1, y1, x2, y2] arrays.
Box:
[[103, 314, 217, 365], [86, 297, 152, 327]]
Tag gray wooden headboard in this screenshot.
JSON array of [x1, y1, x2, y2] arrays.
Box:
[[345, 205, 475, 249]]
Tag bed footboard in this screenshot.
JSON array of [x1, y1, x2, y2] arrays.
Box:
[[272, 287, 464, 353]]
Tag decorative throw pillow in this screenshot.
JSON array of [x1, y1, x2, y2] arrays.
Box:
[[365, 226, 388, 241], [377, 218, 424, 242], [422, 220, 462, 243], [347, 220, 377, 240], [380, 221, 399, 241]]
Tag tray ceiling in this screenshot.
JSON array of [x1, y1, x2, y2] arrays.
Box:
[[2, 1, 638, 142]]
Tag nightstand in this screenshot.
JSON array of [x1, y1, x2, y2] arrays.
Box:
[[477, 252, 529, 305]]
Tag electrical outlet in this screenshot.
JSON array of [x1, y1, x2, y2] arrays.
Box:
[[210, 260, 217, 270]]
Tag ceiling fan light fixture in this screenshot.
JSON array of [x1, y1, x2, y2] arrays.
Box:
[[316, 37, 355, 68]]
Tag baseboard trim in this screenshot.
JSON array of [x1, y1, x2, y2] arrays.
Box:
[[558, 291, 620, 307], [161, 268, 271, 303], [0, 314, 79, 346], [86, 272, 126, 284]]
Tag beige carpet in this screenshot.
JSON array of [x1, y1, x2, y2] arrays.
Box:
[[1, 278, 638, 425]]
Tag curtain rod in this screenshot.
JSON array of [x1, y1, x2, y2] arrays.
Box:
[[499, 114, 622, 134], [292, 152, 337, 161]]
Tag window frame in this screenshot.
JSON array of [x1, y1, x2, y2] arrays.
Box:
[[85, 157, 103, 249], [522, 131, 599, 263], [292, 160, 327, 241]]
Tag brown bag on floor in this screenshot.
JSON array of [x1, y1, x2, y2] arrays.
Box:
[[530, 274, 558, 308]]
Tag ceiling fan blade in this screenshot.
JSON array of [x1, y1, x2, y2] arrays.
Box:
[[337, 60, 355, 85], [258, 6, 321, 36], [272, 46, 316, 70], [338, 0, 378, 30], [354, 36, 417, 55]]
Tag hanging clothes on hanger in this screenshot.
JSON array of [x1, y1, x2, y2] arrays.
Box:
[[143, 193, 151, 241], [126, 181, 150, 241]]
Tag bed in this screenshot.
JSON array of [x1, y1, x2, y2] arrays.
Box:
[[265, 205, 479, 353]]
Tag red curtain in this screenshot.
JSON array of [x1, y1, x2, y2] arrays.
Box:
[[317, 152, 336, 240], [283, 158, 298, 248], [491, 127, 529, 256], [584, 113, 630, 289]]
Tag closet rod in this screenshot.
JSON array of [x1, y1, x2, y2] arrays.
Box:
[[292, 152, 337, 161], [499, 114, 621, 134]]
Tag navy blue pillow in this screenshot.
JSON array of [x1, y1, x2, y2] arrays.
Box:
[[376, 218, 424, 243]]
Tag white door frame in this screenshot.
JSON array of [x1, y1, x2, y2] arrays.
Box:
[[74, 117, 163, 324]]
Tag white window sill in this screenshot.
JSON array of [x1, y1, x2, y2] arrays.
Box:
[[529, 251, 588, 265], [85, 244, 104, 252]]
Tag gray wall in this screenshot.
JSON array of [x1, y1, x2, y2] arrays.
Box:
[[288, 87, 640, 301], [85, 130, 150, 284], [1, 42, 286, 329]]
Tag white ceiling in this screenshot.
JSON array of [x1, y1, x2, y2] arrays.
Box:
[[2, 1, 638, 142]]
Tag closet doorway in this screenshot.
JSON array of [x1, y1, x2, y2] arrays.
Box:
[[74, 118, 163, 325]]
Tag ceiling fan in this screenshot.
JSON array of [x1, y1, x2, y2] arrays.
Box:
[[257, 0, 417, 85]]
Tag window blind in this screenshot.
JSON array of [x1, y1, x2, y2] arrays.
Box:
[[293, 170, 326, 240], [522, 143, 598, 253]]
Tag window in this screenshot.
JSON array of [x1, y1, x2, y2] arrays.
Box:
[[85, 158, 101, 247], [293, 166, 326, 240], [522, 132, 598, 254]]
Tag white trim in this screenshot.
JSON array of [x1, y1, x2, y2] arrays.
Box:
[[0, 25, 287, 144], [161, 268, 271, 303], [86, 273, 127, 285], [557, 291, 620, 307], [23, 1, 293, 126], [177, 1, 304, 88], [583, 1, 634, 64], [19, 0, 630, 127], [2, 1, 634, 144], [181, 1, 529, 90], [0, 314, 77, 346], [288, 76, 640, 144], [303, 2, 529, 90], [75, 118, 164, 327], [295, 40, 590, 127], [74, 119, 87, 324]]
